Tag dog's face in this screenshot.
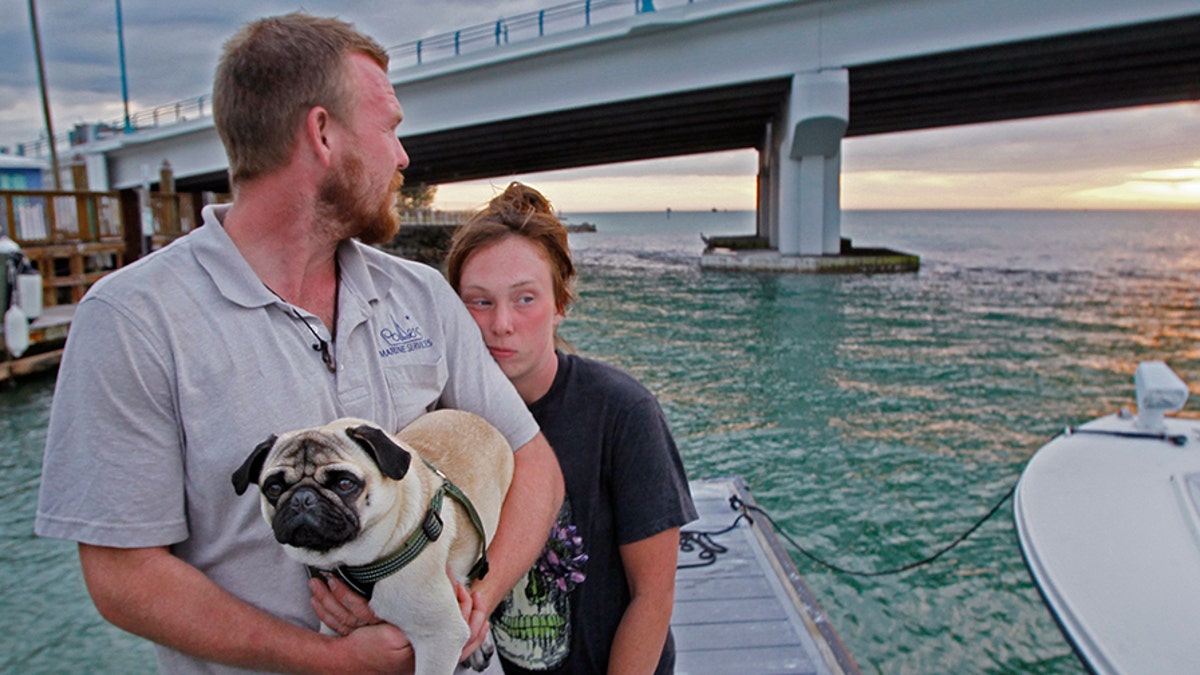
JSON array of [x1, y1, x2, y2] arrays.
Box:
[[231, 420, 413, 557]]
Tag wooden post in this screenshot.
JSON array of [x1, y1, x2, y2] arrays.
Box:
[[71, 162, 98, 241], [70, 163, 89, 190], [159, 160, 175, 193], [120, 188, 142, 263], [190, 191, 204, 231], [158, 160, 177, 239]]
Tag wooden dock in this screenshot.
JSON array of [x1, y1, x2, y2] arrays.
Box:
[[673, 477, 859, 674]]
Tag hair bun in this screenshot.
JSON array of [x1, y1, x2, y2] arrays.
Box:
[[500, 182, 553, 217]]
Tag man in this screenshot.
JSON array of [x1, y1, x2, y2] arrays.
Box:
[[34, 13, 563, 674]]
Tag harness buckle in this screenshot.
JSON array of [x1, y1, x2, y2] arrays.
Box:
[[468, 555, 489, 582], [423, 507, 443, 542]]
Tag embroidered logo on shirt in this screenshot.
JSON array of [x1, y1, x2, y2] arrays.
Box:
[[378, 314, 433, 357]]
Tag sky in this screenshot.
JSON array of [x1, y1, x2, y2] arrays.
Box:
[[2, 0, 1198, 213]]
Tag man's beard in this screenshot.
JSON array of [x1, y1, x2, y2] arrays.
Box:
[[316, 151, 403, 245]]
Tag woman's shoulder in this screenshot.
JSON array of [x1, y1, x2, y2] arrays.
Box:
[[561, 352, 655, 401]]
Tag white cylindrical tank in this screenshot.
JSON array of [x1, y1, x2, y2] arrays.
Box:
[[4, 303, 29, 358], [16, 267, 42, 320]]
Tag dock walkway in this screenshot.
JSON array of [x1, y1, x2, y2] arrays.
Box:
[[673, 478, 858, 674]]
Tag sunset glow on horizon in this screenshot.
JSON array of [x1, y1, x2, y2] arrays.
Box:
[[433, 102, 1200, 213]]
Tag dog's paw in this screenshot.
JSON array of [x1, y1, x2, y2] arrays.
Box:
[[460, 633, 496, 671]]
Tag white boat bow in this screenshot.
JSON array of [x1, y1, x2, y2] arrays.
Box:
[[1015, 362, 1200, 673]]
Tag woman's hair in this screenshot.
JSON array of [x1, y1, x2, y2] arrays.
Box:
[[213, 13, 388, 187], [446, 181, 577, 321]]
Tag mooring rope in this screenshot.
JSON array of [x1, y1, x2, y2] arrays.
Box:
[[676, 514, 746, 569], [678, 481, 1017, 577], [679, 424, 1193, 575]]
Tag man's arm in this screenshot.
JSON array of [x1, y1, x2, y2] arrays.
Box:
[[79, 544, 414, 675], [461, 432, 564, 651], [608, 528, 682, 673]]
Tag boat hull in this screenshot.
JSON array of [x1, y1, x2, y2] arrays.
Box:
[[1014, 413, 1200, 673]]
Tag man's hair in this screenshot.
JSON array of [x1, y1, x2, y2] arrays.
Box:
[[446, 182, 578, 321], [213, 13, 388, 186]]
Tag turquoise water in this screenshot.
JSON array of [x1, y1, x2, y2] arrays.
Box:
[[4, 209, 1198, 672]]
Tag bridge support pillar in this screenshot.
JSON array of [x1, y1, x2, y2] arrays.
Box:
[[707, 70, 917, 273], [774, 69, 847, 256]]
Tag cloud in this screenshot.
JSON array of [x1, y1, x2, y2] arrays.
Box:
[[844, 103, 1200, 175], [1, 0, 541, 145], [1070, 161, 1200, 207], [436, 163, 760, 212], [838, 103, 1200, 209]]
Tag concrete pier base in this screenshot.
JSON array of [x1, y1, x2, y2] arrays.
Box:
[[699, 236, 919, 274]]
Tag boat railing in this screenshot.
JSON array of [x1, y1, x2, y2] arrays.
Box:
[[11, 0, 701, 158]]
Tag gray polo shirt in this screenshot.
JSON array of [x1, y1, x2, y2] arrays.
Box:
[[35, 205, 538, 673]]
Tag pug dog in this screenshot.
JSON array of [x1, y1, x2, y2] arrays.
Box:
[[232, 409, 514, 675]]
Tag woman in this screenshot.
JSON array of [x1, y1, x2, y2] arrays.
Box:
[[445, 183, 698, 674]]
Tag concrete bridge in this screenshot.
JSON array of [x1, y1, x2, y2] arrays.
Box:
[[81, 0, 1200, 266]]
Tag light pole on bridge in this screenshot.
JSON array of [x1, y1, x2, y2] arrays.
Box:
[[116, 0, 132, 133]]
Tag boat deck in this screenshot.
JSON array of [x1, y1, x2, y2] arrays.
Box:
[[673, 477, 858, 674]]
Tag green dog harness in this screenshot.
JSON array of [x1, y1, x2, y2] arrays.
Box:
[[313, 460, 491, 600]]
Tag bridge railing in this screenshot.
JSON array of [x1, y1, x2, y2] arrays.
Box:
[[126, 95, 211, 132], [12, 0, 703, 157], [388, 0, 689, 67]]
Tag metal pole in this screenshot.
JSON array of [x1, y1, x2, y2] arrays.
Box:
[[27, 0, 61, 189], [116, 0, 132, 133]]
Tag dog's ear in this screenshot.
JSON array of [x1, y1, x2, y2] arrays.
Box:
[[232, 434, 278, 495], [346, 425, 411, 480]]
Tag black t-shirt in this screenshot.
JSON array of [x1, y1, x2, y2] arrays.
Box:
[[491, 351, 698, 674]]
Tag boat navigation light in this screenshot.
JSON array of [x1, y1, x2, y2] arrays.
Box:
[[1134, 361, 1189, 433]]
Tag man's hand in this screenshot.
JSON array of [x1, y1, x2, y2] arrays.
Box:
[[456, 583, 491, 662], [326, 623, 415, 675], [310, 570, 487, 663], [309, 575, 414, 674], [310, 575, 384, 637]]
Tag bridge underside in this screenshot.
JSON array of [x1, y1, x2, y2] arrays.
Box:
[[848, 12, 1200, 136], [177, 12, 1200, 210]]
